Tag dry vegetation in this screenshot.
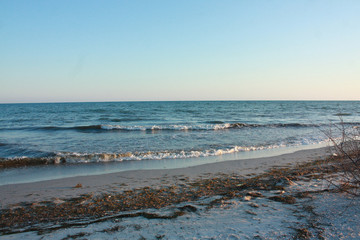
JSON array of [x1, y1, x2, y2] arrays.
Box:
[[323, 121, 360, 196]]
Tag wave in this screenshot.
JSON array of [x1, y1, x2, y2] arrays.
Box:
[[5, 121, 360, 133], [98, 117, 149, 122], [91, 122, 320, 131], [109, 118, 148, 122], [0, 122, 331, 132], [0, 146, 278, 167], [0, 156, 64, 168], [0, 143, 57, 160], [0, 125, 104, 132], [54, 145, 280, 163], [205, 121, 225, 124], [0, 139, 331, 168]]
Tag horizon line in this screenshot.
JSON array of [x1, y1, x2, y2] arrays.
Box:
[[1, 99, 360, 104]]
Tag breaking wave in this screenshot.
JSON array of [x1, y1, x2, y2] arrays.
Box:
[[54, 145, 283, 163], [0, 122, 326, 132], [0, 139, 331, 168]]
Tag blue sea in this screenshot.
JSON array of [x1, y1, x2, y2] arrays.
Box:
[[0, 101, 359, 184]]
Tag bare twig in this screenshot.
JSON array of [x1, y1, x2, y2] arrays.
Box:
[[322, 120, 360, 196]]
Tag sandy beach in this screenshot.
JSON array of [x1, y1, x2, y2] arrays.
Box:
[[1, 146, 360, 239], [0, 147, 331, 208]]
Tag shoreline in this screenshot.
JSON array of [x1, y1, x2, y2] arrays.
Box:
[[2, 145, 360, 239], [0, 146, 331, 208], [0, 142, 330, 186]]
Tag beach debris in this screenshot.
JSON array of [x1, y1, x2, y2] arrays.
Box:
[[9, 205, 23, 211], [73, 183, 83, 188], [246, 191, 264, 198], [294, 192, 311, 199], [275, 177, 295, 187], [100, 225, 126, 233], [249, 203, 259, 208], [63, 232, 90, 240], [178, 205, 197, 213], [54, 157, 66, 164], [31, 202, 40, 208], [0, 157, 51, 168], [294, 227, 312, 239], [53, 198, 65, 205], [155, 234, 165, 239], [244, 196, 252, 201], [245, 210, 257, 215], [268, 195, 296, 204], [225, 190, 238, 198]]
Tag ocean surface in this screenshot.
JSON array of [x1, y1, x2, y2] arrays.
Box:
[[0, 101, 359, 183]]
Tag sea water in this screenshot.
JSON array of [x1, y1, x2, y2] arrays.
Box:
[[0, 101, 359, 184]]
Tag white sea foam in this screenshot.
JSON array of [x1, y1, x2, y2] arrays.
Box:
[[96, 122, 322, 132], [55, 139, 330, 164], [99, 123, 254, 131]]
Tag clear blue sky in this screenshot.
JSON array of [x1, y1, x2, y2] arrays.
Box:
[[1, 1, 359, 103]]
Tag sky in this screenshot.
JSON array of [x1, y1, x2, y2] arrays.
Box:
[[0, 1, 359, 103]]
